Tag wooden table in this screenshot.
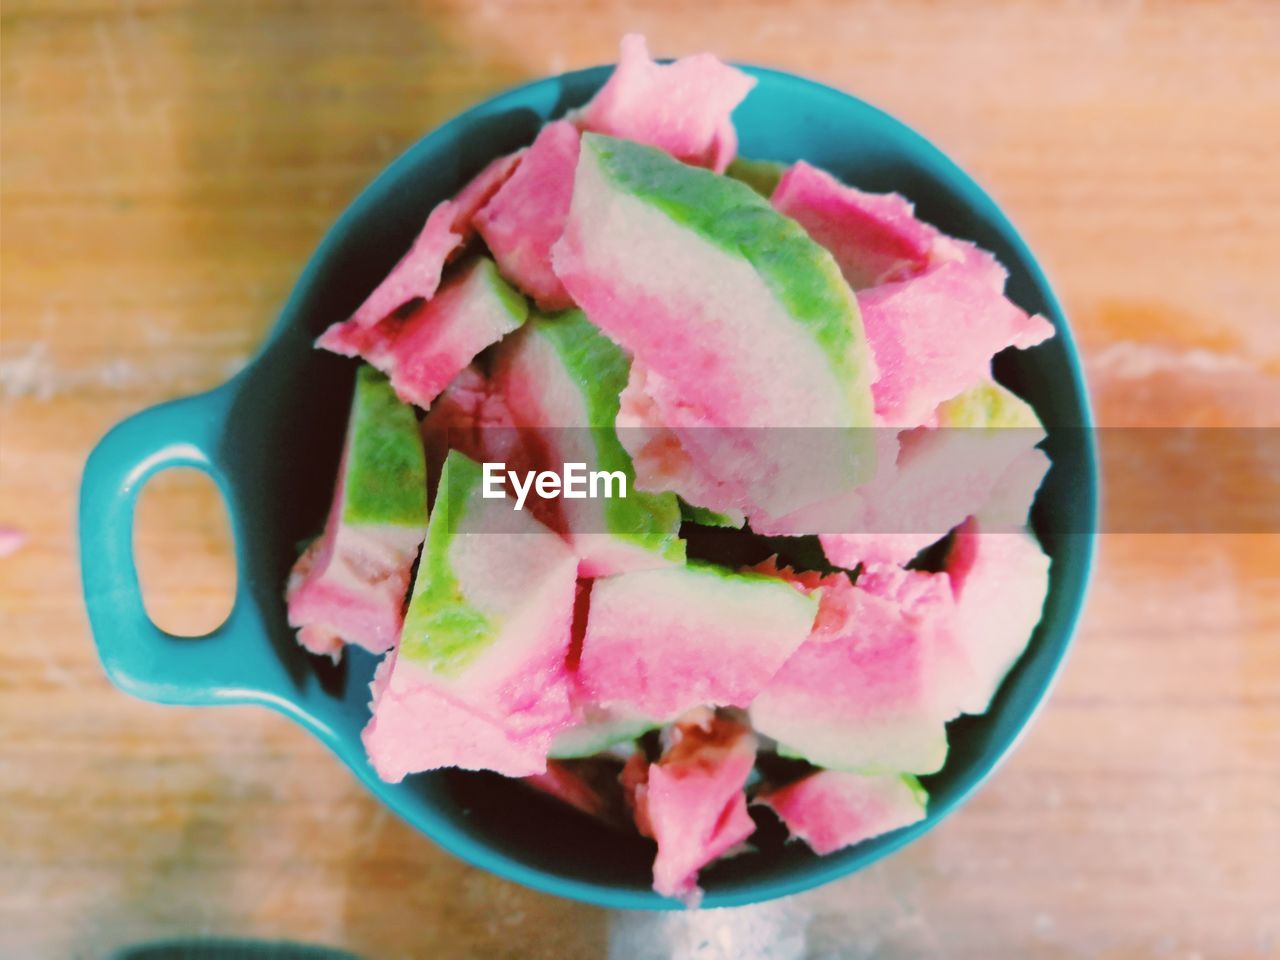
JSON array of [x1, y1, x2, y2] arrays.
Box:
[[3, 3, 1277, 957]]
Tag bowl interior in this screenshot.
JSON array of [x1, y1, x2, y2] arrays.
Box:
[[214, 66, 1096, 909]]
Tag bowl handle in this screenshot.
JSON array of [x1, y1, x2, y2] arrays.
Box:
[[79, 387, 290, 706]]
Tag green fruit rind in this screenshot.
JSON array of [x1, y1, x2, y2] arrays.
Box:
[[341, 366, 429, 529], [399, 451, 493, 675], [725, 155, 786, 198], [935, 380, 1044, 431], [533, 309, 684, 561], [582, 133, 875, 425], [679, 499, 745, 529], [477, 255, 533, 324], [901, 774, 930, 810], [547, 708, 659, 759]]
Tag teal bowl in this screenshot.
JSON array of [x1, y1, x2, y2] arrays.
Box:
[[80, 64, 1097, 909]]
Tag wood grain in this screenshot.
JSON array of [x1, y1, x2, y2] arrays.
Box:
[[2, 2, 1277, 958]]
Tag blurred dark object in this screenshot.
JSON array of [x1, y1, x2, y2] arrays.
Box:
[[110, 939, 359, 960]]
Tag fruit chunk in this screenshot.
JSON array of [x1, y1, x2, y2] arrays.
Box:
[[859, 261, 1054, 429], [344, 201, 462, 329], [616, 364, 747, 527], [771, 160, 1054, 427], [944, 518, 1051, 714], [748, 563, 955, 774], [934, 377, 1044, 432], [577, 563, 818, 720], [553, 133, 878, 524], [819, 380, 1047, 569], [773, 161, 939, 290], [339, 154, 520, 330], [417, 365, 545, 517], [625, 709, 758, 903], [362, 451, 578, 780], [474, 120, 581, 310], [492, 310, 685, 576], [452, 151, 525, 225], [978, 446, 1051, 531], [574, 34, 755, 173], [318, 256, 528, 410], [286, 367, 427, 660], [418, 365, 494, 489], [756, 770, 927, 855]]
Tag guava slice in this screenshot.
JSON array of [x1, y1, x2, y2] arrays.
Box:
[[820, 380, 1047, 568], [624, 709, 758, 903], [474, 120, 582, 310], [943, 518, 1051, 714], [339, 152, 522, 329], [319, 256, 528, 409], [574, 34, 755, 173], [756, 770, 928, 855], [577, 562, 818, 720], [553, 133, 878, 525], [286, 366, 427, 660], [362, 451, 578, 780], [748, 563, 955, 775], [492, 309, 685, 575]]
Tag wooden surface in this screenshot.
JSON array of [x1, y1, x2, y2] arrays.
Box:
[[2, 3, 1278, 958]]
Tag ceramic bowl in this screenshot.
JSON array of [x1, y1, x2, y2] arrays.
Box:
[[81, 64, 1097, 909]]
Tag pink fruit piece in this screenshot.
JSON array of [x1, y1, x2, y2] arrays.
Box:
[[286, 367, 427, 661], [340, 153, 523, 329], [819, 380, 1048, 568], [859, 266, 1055, 429], [418, 366, 547, 519], [452, 150, 526, 226], [318, 255, 529, 410], [574, 34, 755, 173], [491, 310, 684, 577], [553, 134, 879, 527], [772, 161, 939, 290], [625, 709, 758, 904], [418, 365, 492, 486], [975, 446, 1052, 532], [756, 770, 928, 856], [770, 159, 1054, 428], [365, 654, 564, 781], [616, 364, 747, 527], [818, 531, 944, 570], [748, 562, 956, 774], [858, 561, 978, 723], [361, 451, 579, 780], [577, 563, 818, 721], [474, 120, 582, 310], [944, 518, 1051, 715], [814, 427, 1018, 569], [344, 201, 463, 329], [421, 363, 569, 539]]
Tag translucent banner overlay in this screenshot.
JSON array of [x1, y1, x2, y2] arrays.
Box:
[[432, 427, 1279, 535]]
